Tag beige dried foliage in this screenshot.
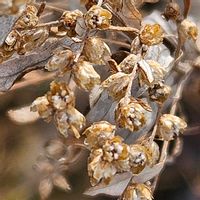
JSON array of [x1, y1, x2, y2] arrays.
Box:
[[1, 0, 193, 199]]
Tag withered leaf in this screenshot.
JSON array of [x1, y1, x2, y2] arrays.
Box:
[[132, 161, 164, 183], [0, 15, 18, 46], [84, 172, 132, 197]]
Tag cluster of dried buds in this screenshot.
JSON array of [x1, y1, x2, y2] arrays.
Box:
[[0, 3, 49, 62], [2, 0, 194, 199], [83, 121, 160, 186], [31, 81, 86, 138]]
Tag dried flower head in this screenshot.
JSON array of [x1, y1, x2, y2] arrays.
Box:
[[31, 96, 53, 122], [179, 19, 198, 41], [148, 82, 171, 104], [102, 72, 131, 100], [47, 81, 75, 110], [83, 37, 111, 65], [61, 9, 83, 27], [140, 24, 164, 46], [158, 114, 187, 141], [45, 49, 74, 73], [118, 54, 138, 74], [72, 60, 101, 91], [83, 121, 116, 149], [129, 144, 148, 174], [163, 2, 181, 21], [61, 9, 83, 36], [142, 141, 160, 166], [122, 183, 153, 200], [55, 106, 86, 138], [85, 5, 112, 29], [115, 97, 151, 132], [88, 136, 130, 186]]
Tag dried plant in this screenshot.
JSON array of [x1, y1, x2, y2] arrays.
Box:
[[0, 0, 199, 199]]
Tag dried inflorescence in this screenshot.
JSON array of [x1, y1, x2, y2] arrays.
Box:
[[31, 81, 86, 138], [158, 114, 187, 141], [115, 97, 151, 132], [2, 0, 195, 199]]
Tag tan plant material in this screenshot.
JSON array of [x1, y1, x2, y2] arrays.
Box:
[[0, 0, 198, 199]]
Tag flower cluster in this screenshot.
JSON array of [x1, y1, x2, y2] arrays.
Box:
[[31, 81, 86, 138], [83, 121, 159, 185]]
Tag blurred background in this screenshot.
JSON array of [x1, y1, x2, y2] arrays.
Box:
[[0, 0, 200, 200]]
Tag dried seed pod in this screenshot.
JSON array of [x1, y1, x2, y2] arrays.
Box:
[[122, 183, 153, 200], [158, 114, 187, 141], [55, 106, 86, 138], [179, 19, 198, 41], [83, 37, 111, 65], [72, 60, 101, 91], [47, 81, 75, 110], [31, 96, 53, 122], [118, 54, 138, 74], [163, 2, 181, 21], [84, 5, 112, 29], [129, 144, 148, 174], [83, 121, 116, 149], [102, 72, 131, 100], [140, 24, 164, 46], [45, 49, 74, 73], [15, 5, 38, 28], [148, 82, 171, 104], [115, 97, 151, 132]]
